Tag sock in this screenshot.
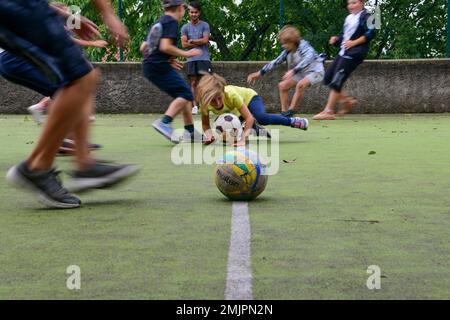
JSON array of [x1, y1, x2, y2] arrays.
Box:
[[184, 124, 195, 133], [162, 115, 173, 124]]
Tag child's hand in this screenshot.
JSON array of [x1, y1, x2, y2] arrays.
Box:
[[204, 135, 216, 146], [247, 72, 261, 85], [282, 70, 295, 81], [91, 40, 108, 48], [170, 58, 184, 71], [343, 40, 355, 50], [103, 13, 129, 48], [186, 48, 202, 58], [329, 36, 339, 45], [233, 139, 246, 147]]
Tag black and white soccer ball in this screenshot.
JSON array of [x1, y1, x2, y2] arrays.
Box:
[[214, 113, 243, 144]]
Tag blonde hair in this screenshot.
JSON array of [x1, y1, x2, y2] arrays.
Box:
[[197, 73, 227, 112], [278, 26, 301, 46]]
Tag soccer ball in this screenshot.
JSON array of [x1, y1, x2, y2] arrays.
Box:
[[215, 149, 268, 201], [214, 113, 243, 144]]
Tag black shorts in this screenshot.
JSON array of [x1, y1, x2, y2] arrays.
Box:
[[143, 61, 194, 101], [0, 0, 93, 87], [323, 55, 363, 92], [186, 60, 213, 77]]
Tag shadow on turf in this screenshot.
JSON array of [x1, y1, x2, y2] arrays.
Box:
[[28, 198, 148, 212], [210, 195, 281, 205]]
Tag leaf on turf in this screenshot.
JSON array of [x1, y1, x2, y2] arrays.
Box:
[[283, 158, 297, 164], [369, 151, 376, 155], [336, 219, 380, 224]]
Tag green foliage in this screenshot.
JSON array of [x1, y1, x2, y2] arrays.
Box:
[[58, 0, 447, 61]]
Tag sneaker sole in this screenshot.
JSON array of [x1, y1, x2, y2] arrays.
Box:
[[302, 118, 309, 131], [6, 166, 81, 209], [66, 165, 141, 193]]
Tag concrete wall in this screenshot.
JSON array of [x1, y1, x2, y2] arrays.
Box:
[[1, 60, 449, 114]]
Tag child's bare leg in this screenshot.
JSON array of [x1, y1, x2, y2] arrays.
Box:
[[337, 91, 357, 115], [278, 79, 297, 112], [27, 70, 98, 171], [165, 97, 191, 119], [188, 76, 196, 110], [324, 89, 342, 114], [71, 97, 95, 171], [289, 78, 311, 111], [181, 101, 194, 125]]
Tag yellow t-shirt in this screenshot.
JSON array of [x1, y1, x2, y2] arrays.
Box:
[[202, 85, 258, 117]]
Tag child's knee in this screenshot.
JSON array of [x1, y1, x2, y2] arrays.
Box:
[[278, 81, 289, 91], [296, 81, 307, 91]]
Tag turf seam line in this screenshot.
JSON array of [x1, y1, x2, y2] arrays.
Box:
[[225, 201, 253, 300]]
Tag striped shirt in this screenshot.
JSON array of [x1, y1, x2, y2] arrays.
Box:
[[261, 39, 323, 75]]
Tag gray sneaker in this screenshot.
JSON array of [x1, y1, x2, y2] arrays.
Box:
[[177, 129, 205, 143], [152, 119, 178, 144], [6, 162, 81, 209]]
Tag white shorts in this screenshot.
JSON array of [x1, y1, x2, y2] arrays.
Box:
[[293, 70, 324, 85]]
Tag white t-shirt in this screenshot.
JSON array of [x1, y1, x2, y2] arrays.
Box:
[[339, 11, 363, 56]]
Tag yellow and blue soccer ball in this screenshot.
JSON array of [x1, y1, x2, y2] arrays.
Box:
[[215, 149, 268, 201]]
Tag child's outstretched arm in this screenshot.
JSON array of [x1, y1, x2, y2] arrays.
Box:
[[159, 38, 201, 59], [235, 105, 255, 147], [73, 38, 108, 48], [202, 112, 216, 145], [91, 0, 129, 48], [247, 50, 288, 84]]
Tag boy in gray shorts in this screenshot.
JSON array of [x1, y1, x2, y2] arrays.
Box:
[[248, 26, 325, 117], [181, 2, 212, 114]]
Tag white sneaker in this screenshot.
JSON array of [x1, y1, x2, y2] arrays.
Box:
[[27, 104, 45, 125], [89, 115, 96, 123], [192, 106, 199, 115]]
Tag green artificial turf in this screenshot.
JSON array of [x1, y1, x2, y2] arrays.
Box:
[[0, 114, 449, 299]]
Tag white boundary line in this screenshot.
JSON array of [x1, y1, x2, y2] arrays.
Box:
[[225, 201, 253, 300]]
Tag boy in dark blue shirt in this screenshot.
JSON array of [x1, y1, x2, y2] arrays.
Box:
[[142, 0, 202, 143]]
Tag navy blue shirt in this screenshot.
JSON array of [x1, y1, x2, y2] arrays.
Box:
[[144, 15, 179, 64]]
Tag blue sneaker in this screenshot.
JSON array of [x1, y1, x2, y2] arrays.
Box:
[[152, 119, 178, 144], [290, 117, 309, 131]]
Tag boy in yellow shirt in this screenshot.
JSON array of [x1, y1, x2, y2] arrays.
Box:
[[198, 73, 309, 146]]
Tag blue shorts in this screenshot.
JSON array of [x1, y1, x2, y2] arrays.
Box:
[[143, 61, 194, 102], [0, 51, 62, 97], [0, 0, 92, 87]]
